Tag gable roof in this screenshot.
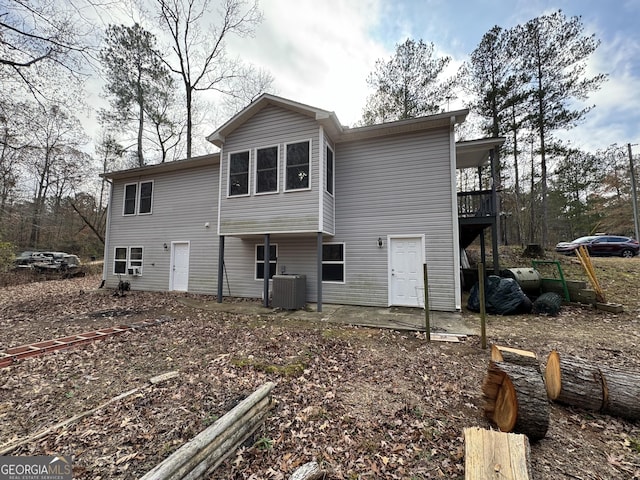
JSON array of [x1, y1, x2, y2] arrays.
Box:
[[206, 93, 469, 147], [102, 153, 220, 181], [206, 93, 344, 147]]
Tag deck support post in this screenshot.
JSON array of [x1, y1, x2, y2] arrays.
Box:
[[263, 234, 270, 307]]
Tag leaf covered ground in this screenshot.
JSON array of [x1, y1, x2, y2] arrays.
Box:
[[1, 255, 639, 479]]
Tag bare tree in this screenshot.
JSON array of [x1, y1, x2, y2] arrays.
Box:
[[154, 0, 273, 158], [0, 0, 96, 101]]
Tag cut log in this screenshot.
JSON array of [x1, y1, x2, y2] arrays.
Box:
[[601, 369, 640, 420], [544, 351, 604, 411], [464, 427, 532, 480], [483, 362, 549, 442], [490, 345, 539, 370], [545, 351, 640, 420]]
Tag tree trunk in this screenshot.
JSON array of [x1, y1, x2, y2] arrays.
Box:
[[544, 350, 604, 411], [483, 361, 549, 442], [545, 350, 640, 420]]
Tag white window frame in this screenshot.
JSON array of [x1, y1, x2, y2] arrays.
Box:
[[123, 183, 138, 216], [284, 139, 312, 192], [113, 246, 128, 274], [112, 246, 144, 275], [322, 242, 345, 284], [255, 243, 278, 280], [228, 149, 251, 197], [122, 181, 153, 216], [325, 144, 334, 196], [254, 144, 280, 195], [138, 181, 153, 215]]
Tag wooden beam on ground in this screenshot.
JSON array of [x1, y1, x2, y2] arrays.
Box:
[[141, 382, 275, 480], [464, 427, 532, 480]]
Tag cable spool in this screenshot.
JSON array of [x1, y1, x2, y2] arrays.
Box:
[[501, 268, 542, 294]]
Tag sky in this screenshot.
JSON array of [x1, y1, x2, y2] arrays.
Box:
[[215, 0, 640, 155]]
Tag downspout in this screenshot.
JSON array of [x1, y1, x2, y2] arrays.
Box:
[[217, 236, 224, 302], [449, 116, 462, 310], [317, 232, 323, 312], [101, 179, 113, 285]]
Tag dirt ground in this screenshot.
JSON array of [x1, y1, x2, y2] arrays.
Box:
[[1, 255, 639, 479]]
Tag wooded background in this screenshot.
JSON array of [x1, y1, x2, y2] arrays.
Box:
[[0, 1, 637, 262]]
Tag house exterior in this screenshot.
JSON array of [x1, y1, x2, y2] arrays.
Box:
[[102, 94, 502, 312]]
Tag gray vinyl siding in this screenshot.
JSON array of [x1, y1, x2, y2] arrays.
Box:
[[219, 127, 459, 311], [219, 105, 321, 234], [105, 164, 219, 294], [220, 236, 310, 299], [330, 128, 458, 310], [322, 134, 335, 234]]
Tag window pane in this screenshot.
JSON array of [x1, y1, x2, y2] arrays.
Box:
[[114, 247, 127, 274], [130, 247, 143, 260], [322, 264, 344, 282], [229, 151, 249, 196], [256, 147, 278, 193], [323, 244, 344, 261], [326, 146, 334, 194], [124, 184, 137, 215], [257, 261, 277, 279], [286, 142, 309, 190], [139, 182, 153, 213], [257, 245, 277, 261]]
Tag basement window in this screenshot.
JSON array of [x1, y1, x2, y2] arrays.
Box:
[[322, 243, 344, 283], [255, 244, 277, 280]]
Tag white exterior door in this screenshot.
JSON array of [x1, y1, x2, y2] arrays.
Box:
[[389, 236, 424, 307], [170, 242, 190, 292]]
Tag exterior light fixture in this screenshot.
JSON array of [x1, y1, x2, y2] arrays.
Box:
[[378, 237, 383, 248], [163, 243, 168, 250]]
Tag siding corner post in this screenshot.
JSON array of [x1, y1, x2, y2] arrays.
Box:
[[317, 232, 323, 312], [263, 234, 270, 307], [217, 236, 225, 303]]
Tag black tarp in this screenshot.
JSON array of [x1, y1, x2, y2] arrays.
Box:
[[467, 275, 532, 315]]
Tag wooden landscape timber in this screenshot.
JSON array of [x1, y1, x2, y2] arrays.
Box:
[[141, 382, 275, 480], [545, 351, 640, 421], [490, 345, 540, 370], [482, 362, 549, 442], [464, 427, 532, 480]]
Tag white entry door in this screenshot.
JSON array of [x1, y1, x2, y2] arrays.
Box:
[[389, 236, 424, 307], [170, 242, 190, 292]]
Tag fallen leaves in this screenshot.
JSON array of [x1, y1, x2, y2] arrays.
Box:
[[1, 274, 639, 479]]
